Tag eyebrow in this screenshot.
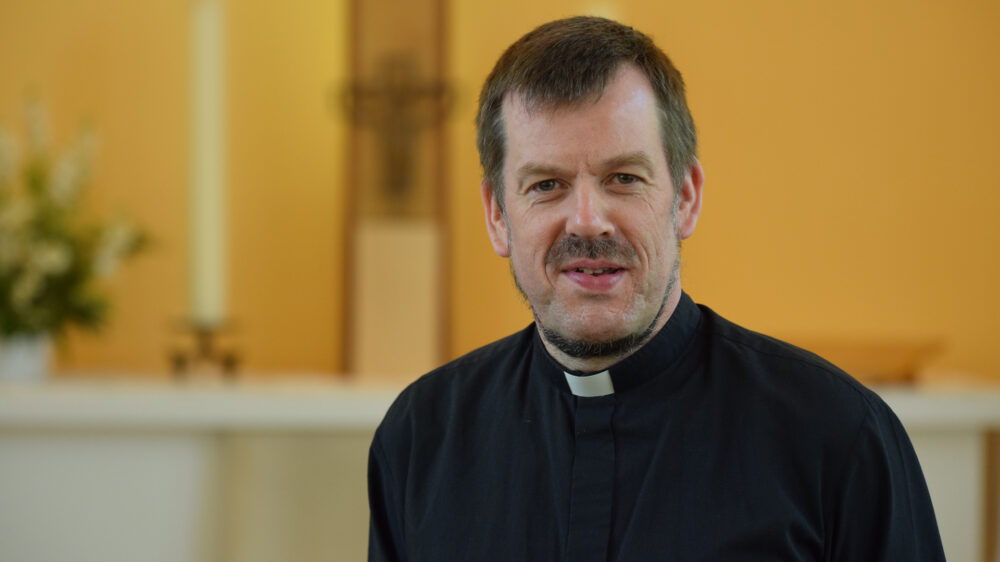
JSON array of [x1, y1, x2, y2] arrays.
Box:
[[515, 162, 570, 183], [514, 151, 657, 184], [602, 152, 656, 176]]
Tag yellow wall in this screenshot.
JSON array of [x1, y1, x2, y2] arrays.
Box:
[[0, 0, 348, 375], [226, 0, 347, 372], [2, 0, 998, 379], [0, 0, 191, 372], [448, 0, 1000, 379]]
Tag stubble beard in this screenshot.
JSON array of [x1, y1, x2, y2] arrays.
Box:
[[541, 273, 675, 360], [511, 237, 681, 362]]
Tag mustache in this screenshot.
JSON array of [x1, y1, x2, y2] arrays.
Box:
[[545, 237, 636, 266]]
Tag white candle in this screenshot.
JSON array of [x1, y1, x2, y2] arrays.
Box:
[[190, 0, 226, 327]]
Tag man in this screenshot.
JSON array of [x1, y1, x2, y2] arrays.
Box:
[[369, 16, 944, 561]]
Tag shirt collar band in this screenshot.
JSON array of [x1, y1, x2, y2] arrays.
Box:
[[564, 370, 615, 397]]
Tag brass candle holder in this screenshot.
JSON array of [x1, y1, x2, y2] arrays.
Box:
[[169, 321, 239, 378]]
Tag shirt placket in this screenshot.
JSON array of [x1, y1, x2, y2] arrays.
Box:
[[565, 396, 616, 562]]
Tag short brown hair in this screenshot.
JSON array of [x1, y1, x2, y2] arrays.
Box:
[[476, 16, 697, 207]]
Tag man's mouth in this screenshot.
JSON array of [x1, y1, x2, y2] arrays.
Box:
[[562, 264, 626, 292]]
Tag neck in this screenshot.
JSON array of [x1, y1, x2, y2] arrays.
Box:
[[540, 286, 683, 373]]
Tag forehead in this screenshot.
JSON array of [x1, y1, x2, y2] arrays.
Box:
[[500, 65, 664, 171]]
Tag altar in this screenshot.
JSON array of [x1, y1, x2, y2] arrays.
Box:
[[0, 380, 997, 562]]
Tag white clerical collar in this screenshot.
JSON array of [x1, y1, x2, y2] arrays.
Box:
[[563, 370, 615, 397]]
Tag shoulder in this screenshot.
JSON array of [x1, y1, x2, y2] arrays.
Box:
[[696, 303, 894, 443], [688, 303, 943, 557], [694, 304, 923, 492], [700, 304, 880, 399], [373, 325, 535, 447]]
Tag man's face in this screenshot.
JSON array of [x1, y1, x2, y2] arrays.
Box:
[[481, 64, 703, 368]]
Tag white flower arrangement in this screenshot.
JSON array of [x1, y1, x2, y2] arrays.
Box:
[[0, 98, 147, 338]]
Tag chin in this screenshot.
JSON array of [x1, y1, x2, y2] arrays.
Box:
[[573, 323, 631, 342], [571, 310, 639, 338], [539, 319, 652, 361], [553, 321, 634, 346]]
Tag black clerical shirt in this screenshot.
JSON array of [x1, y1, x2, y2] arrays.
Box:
[[368, 293, 945, 561]]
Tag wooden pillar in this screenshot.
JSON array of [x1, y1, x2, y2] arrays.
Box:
[[341, 0, 450, 378], [985, 431, 999, 562]]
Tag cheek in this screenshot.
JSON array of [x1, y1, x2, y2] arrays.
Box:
[[511, 238, 547, 274], [512, 217, 557, 257], [635, 225, 678, 276]]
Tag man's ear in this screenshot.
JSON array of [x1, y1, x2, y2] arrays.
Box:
[[481, 180, 511, 258], [675, 160, 704, 240]]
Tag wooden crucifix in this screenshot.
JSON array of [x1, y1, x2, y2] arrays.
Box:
[[337, 0, 451, 378]]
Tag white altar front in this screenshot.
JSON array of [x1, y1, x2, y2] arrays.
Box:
[[0, 380, 996, 562]]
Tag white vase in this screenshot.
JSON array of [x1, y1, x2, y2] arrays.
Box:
[[0, 334, 51, 382]]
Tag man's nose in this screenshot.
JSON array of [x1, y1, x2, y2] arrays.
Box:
[[565, 183, 614, 238]]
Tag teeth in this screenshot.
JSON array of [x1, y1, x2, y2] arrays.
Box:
[[576, 268, 609, 275]]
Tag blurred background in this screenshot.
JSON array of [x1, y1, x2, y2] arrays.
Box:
[[1, 0, 998, 560], [0, 0, 997, 380]]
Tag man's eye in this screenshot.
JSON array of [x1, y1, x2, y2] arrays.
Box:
[[532, 179, 558, 192], [614, 174, 638, 184]]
